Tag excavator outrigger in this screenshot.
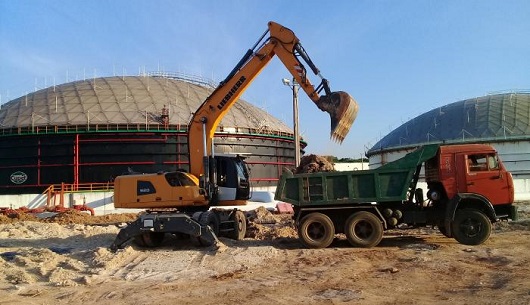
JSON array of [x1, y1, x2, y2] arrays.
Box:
[[110, 21, 358, 251]]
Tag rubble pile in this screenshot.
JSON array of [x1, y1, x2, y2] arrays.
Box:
[[295, 154, 335, 174], [246, 207, 297, 240], [44, 210, 139, 225], [0, 210, 139, 225]]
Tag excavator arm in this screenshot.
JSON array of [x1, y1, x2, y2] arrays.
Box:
[[188, 21, 358, 180]]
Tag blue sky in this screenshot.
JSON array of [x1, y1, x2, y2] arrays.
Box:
[[1, 1, 529, 158]]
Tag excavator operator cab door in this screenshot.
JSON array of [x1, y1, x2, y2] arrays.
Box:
[[215, 155, 251, 201]]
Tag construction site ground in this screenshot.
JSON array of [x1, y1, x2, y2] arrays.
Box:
[[0, 203, 529, 305]]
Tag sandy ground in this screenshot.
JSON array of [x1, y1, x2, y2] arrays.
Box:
[[0, 206, 529, 305]]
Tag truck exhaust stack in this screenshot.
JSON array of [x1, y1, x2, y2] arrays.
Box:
[[316, 91, 359, 143]]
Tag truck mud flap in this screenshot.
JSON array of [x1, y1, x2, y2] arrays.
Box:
[[110, 213, 218, 251]]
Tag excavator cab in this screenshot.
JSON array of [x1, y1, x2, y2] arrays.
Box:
[[209, 155, 250, 205]]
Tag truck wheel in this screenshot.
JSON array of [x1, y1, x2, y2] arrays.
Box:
[[229, 210, 247, 240], [298, 213, 335, 248], [134, 231, 165, 247], [437, 222, 451, 237], [344, 211, 383, 248], [451, 209, 491, 245]]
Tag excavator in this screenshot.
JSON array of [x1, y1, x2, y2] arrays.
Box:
[[110, 21, 358, 251]]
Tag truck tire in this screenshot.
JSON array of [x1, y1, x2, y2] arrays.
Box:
[[298, 213, 335, 248], [134, 231, 165, 248], [229, 210, 247, 240], [451, 209, 491, 245], [437, 222, 451, 238], [344, 211, 383, 248]]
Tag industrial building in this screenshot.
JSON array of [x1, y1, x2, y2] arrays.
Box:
[[367, 92, 530, 200], [0, 74, 303, 210]]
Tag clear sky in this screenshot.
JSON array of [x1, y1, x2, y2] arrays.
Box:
[[1, 0, 529, 158]]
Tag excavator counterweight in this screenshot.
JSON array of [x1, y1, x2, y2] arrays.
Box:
[[316, 91, 358, 143]]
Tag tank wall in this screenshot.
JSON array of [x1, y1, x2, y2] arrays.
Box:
[[0, 132, 298, 194]]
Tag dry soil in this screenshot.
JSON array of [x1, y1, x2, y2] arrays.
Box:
[[0, 205, 529, 305]]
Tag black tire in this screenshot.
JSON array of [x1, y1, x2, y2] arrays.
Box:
[[451, 209, 491, 245], [199, 211, 220, 235], [229, 210, 247, 240], [134, 231, 165, 248], [344, 211, 383, 248], [195, 211, 220, 247], [298, 213, 335, 249], [438, 222, 451, 237]]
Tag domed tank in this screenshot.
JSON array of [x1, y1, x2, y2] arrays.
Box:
[[0, 74, 305, 194]]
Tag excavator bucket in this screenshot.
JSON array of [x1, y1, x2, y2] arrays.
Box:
[[315, 91, 359, 143]]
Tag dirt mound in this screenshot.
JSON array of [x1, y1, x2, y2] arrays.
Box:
[[295, 154, 334, 173], [44, 210, 139, 225], [247, 222, 297, 240], [0, 210, 138, 225], [0, 204, 529, 304], [246, 207, 297, 240], [246, 206, 277, 224], [0, 213, 39, 224]]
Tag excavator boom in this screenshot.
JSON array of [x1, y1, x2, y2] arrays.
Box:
[[189, 21, 358, 178]]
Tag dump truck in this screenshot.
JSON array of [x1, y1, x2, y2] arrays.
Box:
[[275, 144, 518, 248], [109, 21, 358, 251]]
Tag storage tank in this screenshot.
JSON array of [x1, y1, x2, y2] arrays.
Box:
[[0, 74, 305, 194]]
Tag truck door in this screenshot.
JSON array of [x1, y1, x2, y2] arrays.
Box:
[[464, 153, 512, 204]]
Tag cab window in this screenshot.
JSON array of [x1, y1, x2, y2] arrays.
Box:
[[165, 172, 196, 186], [467, 154, 498, 172], [487, 155, 499, 170]]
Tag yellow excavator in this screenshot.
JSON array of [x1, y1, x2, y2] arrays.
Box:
[[110, 21, 358, 250]]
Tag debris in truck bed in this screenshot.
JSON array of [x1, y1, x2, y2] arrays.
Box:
[[295, 154, 335, 173]]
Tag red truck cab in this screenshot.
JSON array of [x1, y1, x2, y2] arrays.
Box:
[[425, 144, 516, 245], [427, 144, 514, 206]]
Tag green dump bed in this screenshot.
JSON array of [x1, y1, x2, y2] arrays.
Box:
[[274, 145, 439, 207]]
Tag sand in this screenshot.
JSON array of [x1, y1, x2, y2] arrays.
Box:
[[0, 205, 529, 305]]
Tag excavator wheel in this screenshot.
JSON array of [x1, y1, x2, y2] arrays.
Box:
[[229, 210, 247, 240], [194, 211, 220, 247], [200, 211, 220, 235]]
